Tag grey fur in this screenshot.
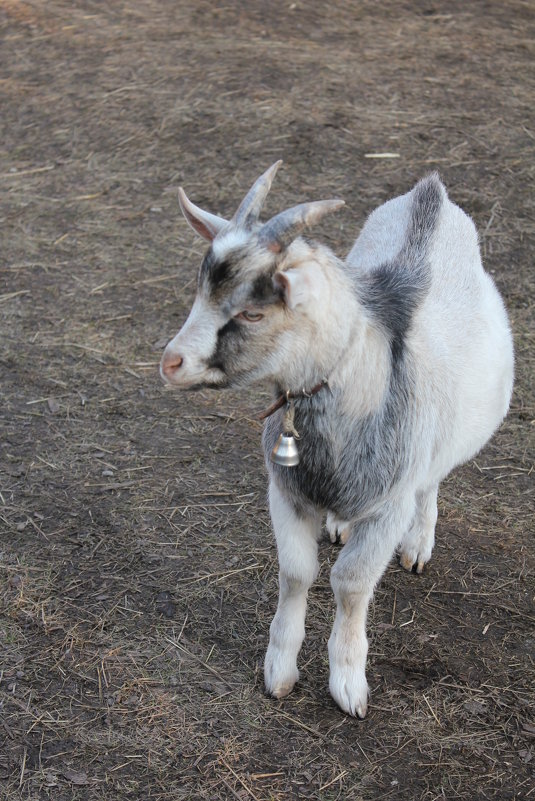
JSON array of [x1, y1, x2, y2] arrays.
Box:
[[263, 360, 415, 518], [357, 174, 441, 361]]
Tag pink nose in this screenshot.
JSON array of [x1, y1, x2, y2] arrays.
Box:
[[161, 351, 183, 379]]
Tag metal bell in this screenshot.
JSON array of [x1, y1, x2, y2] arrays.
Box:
[[271, 432, 300, 467]]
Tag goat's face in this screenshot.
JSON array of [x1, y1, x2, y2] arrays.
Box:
[[160, 162, 344, 390], [161, 234, 335, 389]]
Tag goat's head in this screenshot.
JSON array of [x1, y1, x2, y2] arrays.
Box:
[[160, 162, 345, 390]]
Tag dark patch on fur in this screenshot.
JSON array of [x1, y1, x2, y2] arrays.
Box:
[[249, 272, 280, 306], [200, 245, 280, 308], [199, 248, 234, 291], [360, 264, 428, 362], [200, 249, 234, 289], [207, 318, 246, 372], [358, 174, 442, 362], [402, 173, 443, 260], [264, 358, 415, 518]]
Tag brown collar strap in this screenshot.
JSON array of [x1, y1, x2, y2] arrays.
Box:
[[259, 379, 329, 421]]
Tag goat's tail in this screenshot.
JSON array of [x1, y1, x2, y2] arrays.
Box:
[[401, 173, 445, 268]]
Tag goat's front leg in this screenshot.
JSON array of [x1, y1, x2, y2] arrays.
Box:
[[264, 480, 321, 699], [328, 497, 415, 718]]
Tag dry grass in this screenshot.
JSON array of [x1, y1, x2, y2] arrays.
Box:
[[1, 1, 534, 799]]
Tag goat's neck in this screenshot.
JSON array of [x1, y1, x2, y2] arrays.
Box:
[[274, 259, 391, 417], [332, 316, 391, 418], [271, 259, 355, 393]]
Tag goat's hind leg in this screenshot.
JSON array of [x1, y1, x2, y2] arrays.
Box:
[[326, 511, 351, 545], [399, 484, 438, 574], [264, 480, 321, 699]]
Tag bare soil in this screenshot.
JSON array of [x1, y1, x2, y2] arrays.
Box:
[[1, 1, 534, 799]]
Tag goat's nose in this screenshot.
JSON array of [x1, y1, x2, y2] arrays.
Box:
[[161, 351, 184, 379]]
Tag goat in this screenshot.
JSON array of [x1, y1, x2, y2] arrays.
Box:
[[160, 162, 514, 717]]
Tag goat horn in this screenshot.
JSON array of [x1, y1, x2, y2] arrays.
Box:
[[258, 199, 345, 251], [178, 187, 229, 242], [232, 160, 283, 228]]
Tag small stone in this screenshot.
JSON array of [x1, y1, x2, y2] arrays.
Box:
[[156, 591, 176, 618], [463, 700, 487, 715], [6, 463, 24, 477], [61, 769, 89, 786], [44, 772, 59, 787]]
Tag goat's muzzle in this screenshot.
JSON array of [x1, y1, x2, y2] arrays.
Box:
[[160, 349, 184, 383]]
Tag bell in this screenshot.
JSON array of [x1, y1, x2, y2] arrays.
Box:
[[271, 432, 300, 467]]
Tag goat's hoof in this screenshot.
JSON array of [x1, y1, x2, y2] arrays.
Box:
[[329, 667, 369, 718], [269, 681, 296, 699], [326, 514, 351, 545], [399, 551, 428, 574], [264, 646, 298, 700]]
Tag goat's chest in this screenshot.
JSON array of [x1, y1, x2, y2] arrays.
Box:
[[262, 390, 409, 519], [263, 403, 379, 517]]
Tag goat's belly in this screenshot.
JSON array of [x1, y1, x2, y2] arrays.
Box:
[[451, 318, 513, 464]]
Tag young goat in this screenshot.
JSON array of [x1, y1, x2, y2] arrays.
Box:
[[160, 162, 514, 717]]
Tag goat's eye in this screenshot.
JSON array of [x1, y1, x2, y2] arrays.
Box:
[[235, 310, 264, 322]]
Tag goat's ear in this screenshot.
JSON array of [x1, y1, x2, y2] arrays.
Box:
[[178, 187, 228, 242], [273, 268, 314, 311]]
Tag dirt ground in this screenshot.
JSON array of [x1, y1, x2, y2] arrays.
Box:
[[1, 1, 534, 799]]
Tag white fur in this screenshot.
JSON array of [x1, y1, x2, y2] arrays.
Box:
[[211, 227, 250, 259], [275, 260, 328, 310], [160, 295, 226, 388], [162, 173, 514, 718], [264, 481, 320, 699]]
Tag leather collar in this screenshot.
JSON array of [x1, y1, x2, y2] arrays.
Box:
[[259, 379, 329, 421]]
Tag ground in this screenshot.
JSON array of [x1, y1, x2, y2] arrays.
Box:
[[0, 1, 534, 799]]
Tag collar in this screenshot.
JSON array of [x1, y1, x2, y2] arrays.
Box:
[[259, 379, 329, 421]]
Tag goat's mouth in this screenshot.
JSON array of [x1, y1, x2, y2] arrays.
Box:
[[160, 365, 228, 391]]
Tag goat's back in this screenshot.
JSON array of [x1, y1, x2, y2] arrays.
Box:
[[348, 177, 513, 480]]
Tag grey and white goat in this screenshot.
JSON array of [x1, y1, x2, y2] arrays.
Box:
[[160, 162, 514, 717]]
